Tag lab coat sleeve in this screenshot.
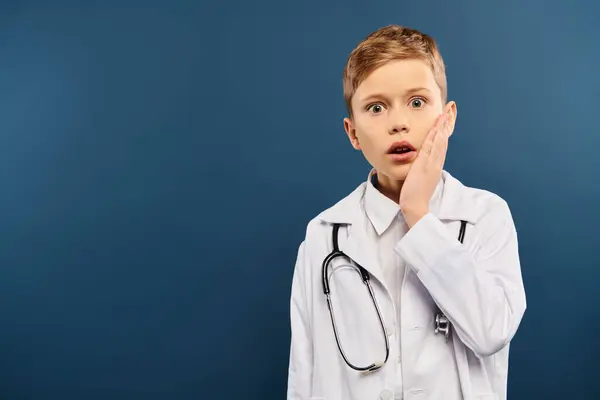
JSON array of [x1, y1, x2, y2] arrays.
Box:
[[394, 199, 526, 358], [287, 241, 314, 400]]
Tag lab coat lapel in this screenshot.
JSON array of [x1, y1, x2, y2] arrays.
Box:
[[339, 210, 387, 289], [317, 183, 387, 288]]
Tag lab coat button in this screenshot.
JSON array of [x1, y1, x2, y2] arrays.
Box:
[[387, 326, 394, 336], [379, 389, 393, 400]]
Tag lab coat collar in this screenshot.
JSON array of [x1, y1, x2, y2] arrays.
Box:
[[317, 169, 480, 226]]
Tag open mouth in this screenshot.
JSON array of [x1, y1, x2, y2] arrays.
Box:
[[390, 147, 413, 154], [387, 141, 416, 154]]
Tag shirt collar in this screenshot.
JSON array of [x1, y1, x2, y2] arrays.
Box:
[[364, 169, 402, 235], [363, 168, 445, 236]]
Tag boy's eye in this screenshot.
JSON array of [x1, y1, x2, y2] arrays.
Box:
[[367, 103, 384, 114], [410, 98, 425, 108]]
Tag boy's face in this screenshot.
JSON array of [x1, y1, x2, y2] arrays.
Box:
[[344, 59, 456, 183]]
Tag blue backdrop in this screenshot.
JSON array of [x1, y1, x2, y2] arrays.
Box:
[[1, 1, 598, 399]]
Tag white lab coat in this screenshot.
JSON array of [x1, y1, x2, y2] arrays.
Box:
[[287, 170, 526, 400]]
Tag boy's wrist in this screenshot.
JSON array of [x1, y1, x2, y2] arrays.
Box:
[[402, 206, 429, 228]]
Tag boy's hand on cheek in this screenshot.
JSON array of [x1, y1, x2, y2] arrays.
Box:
[[400, 112, 452, 228]]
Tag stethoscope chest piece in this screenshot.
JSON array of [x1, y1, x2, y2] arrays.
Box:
[[434, 312, 450, 342]]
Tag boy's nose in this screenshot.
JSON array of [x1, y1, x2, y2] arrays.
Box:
[[388, 109, 410, 134], [389, 121, 409, 134]]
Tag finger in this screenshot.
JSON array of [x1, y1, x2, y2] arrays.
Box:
[[440, 115, 450, 145], [431, 138, 445, 167], [432, 114, 448, 147], [426, 114, 445, 142], [432, 115, 449, 166], [437, 134, 447, 151], [422, 114, 446, 155], [444, 113, 453, 139], [431, 113, 446, 140]]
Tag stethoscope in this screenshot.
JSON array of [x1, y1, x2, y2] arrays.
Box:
[[321, 219, 467, 373]]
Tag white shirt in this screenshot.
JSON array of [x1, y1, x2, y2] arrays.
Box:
[[363, 169, 447, 399]]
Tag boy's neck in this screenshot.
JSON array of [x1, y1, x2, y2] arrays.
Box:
[[374, 173, 403, 204]]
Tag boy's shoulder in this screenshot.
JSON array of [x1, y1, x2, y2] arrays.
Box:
[[303, 170, 510, 236]]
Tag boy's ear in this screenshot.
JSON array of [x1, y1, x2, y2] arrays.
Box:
[[343, 117, 361, 150], [445, 101, 458, 136]]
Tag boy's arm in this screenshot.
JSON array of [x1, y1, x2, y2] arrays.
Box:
[[395, 199, 527, 358], [287, 241, 313, 399]]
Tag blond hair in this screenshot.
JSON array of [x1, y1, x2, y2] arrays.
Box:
[[343, 25, 448, 118]]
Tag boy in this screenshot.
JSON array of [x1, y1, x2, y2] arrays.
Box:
[[287, 25, 526, 400]]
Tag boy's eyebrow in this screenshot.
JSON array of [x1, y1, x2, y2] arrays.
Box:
[[359, 87, 431, 103]]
